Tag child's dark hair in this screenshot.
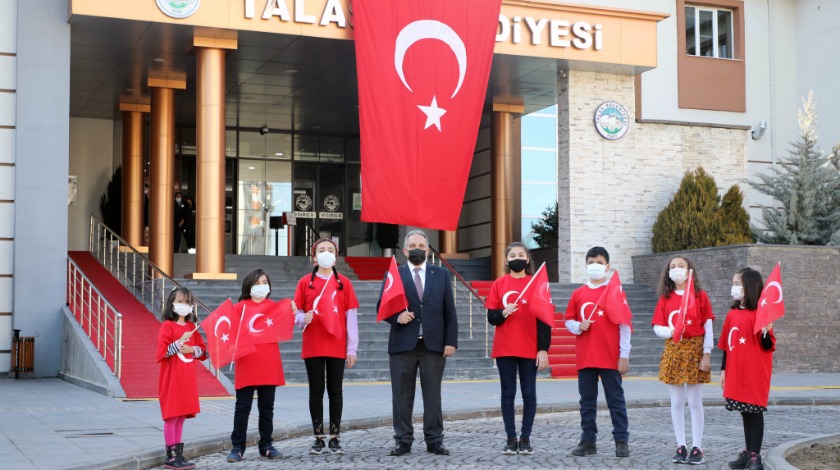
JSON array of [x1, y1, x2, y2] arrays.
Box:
[[732, 267, 763, 310], [503, 242, 534, 275], [585, 246, 610, 263], [657, 256, 704, 298], [161, 287, 197, 323], [308, 239, 344, 290], [239, 268, 272, 302]]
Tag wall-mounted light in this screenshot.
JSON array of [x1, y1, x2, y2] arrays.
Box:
[[751, 121, 767, 140]]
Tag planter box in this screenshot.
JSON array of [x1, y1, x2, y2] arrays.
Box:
[[632, 244, 840, 373]]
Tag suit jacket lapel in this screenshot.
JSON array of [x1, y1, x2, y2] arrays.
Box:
[[400, 264, 420, 303]]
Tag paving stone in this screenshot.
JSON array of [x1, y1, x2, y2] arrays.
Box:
[[154, 405, 840, 469]]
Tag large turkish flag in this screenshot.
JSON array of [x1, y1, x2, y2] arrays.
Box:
[[354, 0, 502, 230]]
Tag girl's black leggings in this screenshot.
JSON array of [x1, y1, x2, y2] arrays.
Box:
[[741, 411, 764, 453], [304, 357, 346, 436]]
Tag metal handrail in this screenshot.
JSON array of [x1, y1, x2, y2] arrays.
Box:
[[87, 214, 222, 377], [301, 219, 319, 254], [428, 245, 490, 358], [67, 257, 123, 378]]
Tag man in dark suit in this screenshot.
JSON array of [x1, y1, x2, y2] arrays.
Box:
[[174, 192, 187, 253], [377, 229, 458, 456]]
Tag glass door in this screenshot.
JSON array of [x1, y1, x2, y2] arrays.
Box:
[[237, 159, 292, 255], [292, 162, 345, 256]]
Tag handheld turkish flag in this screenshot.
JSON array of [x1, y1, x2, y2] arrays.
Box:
[[199, 299, 256, 369], [377, 257, 408, 322], [754, 263, 784, 334], [595, 271, 635, 332], [312, 274, 342, 339], [672, 269, 696, 344], [253, 298, 295, 343], [517, 263, 555, 326], [354, 0, 502, 230]]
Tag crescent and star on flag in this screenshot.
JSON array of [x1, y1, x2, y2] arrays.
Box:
[[761, 281, 783, 307], [394, 20, 467, 132]]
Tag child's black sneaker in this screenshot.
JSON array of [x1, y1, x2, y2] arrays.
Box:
[[672, 445, 688, 463], [328, 437, 344, 455], [503, 437, 518, 455], [746, 452, 763, 470], [686, 447, 704, 465], [518, 437, 534, 455], [226, 448, 243, 463], [259, 446, 284, 460], [309, 437, 326, 455], [571, 440, 596, 456], [728, 449, 749, 469]]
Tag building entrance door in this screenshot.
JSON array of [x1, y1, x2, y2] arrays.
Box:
[[293, 162, 345, 256]]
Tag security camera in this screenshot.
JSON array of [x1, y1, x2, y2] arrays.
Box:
[[259, 125, 269, 136], [751, 121, 767, 140]]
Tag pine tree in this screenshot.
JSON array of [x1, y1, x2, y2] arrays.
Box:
[[531, 202, 558, 248], [651, 167, 721, 252], [750, 91, 840, 245], [717, 185, 755, 245]]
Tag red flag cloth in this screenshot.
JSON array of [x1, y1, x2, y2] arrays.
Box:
[[595, 271, 634, 332], [377, 256, 409, 322], [673, 270, 696, 343], [258, 298, 295, 343], [520, 265, 555, 327], [238, 299, 295, 351], [312, 275, 342, 339], [354, 0, 502, 230], [754, 263, 784, 334], [199, 299, 255, 369]]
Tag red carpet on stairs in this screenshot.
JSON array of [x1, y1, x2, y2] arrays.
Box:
[[345, 256, 392, 280], [549, 313, 577, 378], [68, 251, 230, 399]]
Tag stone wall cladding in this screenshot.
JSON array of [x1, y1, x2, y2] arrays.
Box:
[[557, 70, 749, 282], [633, 245, 840, 372]]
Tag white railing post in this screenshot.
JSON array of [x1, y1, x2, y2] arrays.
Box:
[[115, 314, 122, 379]]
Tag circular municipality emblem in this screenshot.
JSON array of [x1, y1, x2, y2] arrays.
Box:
[[323, 195, 340, 212], [594, 101, 629, 140], [156, 0, 201, 19], [295, 193, 313, 211]]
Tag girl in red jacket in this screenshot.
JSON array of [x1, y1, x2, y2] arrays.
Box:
[[293, 239, 359, 455], [227, 269, 285, 462], [719, 267, 775, 470], [651, 256, 715, 464], [485, 242, 550, 455], [157, 287, 206, 469]]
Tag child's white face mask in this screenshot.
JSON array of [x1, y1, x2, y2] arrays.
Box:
[[173, 303, 193, 317], [251, 284, 270, 298], [586, 263, 607, 281], [730, 285, 744, 300], [669, 268, 688, 284]]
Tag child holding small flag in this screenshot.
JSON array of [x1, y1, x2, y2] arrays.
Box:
[[157, 287, 206, 469], [485, 242, 551, 455], [719, 267, 777, 470], [651, 256, 715, 464], [227, 269, 285, 462], [293, 239, 359, 455], [565, 246, 632, 458]]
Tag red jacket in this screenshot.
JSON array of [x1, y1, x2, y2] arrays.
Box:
[[565, 284, 620, 370], [718, 308, 775, 407], [157, 320, 207, 420], [233, 300, 285, 389]]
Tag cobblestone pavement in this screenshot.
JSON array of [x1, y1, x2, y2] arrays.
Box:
[[156, 405, 839, 469]]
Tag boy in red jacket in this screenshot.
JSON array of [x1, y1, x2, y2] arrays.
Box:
[[564, 247, 631, 458]]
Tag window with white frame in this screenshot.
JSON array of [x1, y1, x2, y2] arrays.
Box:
[[685, 5, 733, 59]]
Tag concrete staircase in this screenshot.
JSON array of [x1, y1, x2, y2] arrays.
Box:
[[162, 255, 673, 381]]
